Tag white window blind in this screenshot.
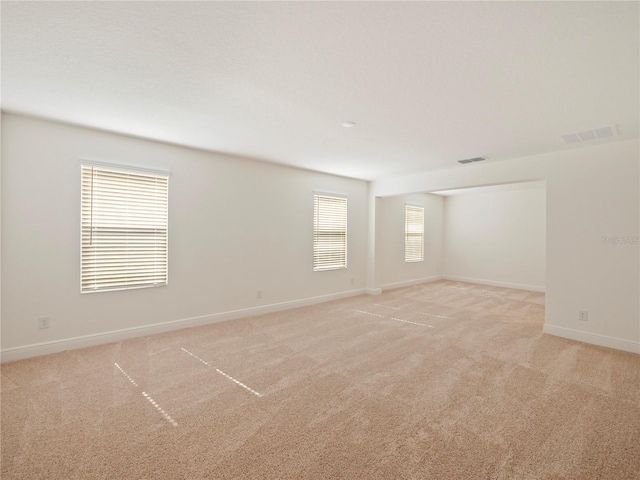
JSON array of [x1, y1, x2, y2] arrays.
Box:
[[81, 164, 169, 293], [405, 204, 424, 262], [313, 194, 347, 271]]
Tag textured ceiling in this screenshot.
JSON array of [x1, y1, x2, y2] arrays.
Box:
[[2, 2, 638, 180]]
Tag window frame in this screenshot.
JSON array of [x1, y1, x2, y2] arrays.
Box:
[[404, 203, 425, 263], [313, 192, 348, 271], [80, 162, 169, 294]]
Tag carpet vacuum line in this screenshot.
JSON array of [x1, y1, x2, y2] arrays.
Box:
[[180, 347, 263, 397], [114, 362, 178, 427]]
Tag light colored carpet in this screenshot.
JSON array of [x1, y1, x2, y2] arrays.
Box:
[[2, 280, 639, 479]]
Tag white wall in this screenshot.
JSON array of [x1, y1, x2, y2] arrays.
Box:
[[2, 113, 638, 358], [545, 147, 639, 353], [1, 113, 369, 359], [370, 139, 640, 353], [377, 193, 443, 290], [442, 183, 546, 291]]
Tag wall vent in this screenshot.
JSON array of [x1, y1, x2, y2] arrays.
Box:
[[457, 156, 487, 165], [562, 125, 617, 145]]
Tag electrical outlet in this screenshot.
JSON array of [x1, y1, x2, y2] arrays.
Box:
[[257, 290, 262, 299], [38, 316, 51, 329], [350, 277, 355, 285], [578, 310, 588, 322]]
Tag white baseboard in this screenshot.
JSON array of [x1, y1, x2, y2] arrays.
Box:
[[0, 288, 366, 363], [381, 275, 443, 291], [365, 288, 382, 295], [543, 324, 640, 354], [442, 275, 545, 293]]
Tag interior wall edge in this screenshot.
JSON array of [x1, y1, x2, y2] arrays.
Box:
[[0, 287, 366, 363], [543, 324, 640, 355], [441, 275, 545, 293], [381, 276, 443, 292], [365, 288, 382, 296]]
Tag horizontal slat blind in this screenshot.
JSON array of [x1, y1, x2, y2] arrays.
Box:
[[313, 194, 347, 271], [81, 164, 169, 292], [405, 204, 424, 262]]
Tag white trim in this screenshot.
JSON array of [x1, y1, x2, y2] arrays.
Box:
[[442, 275, 545, 293], [312, 190, 348, 199], [313, 265, 348, 272], [313, 193, 348, 271], [381, 275, 443, 291], [404, 204, 425, 263], [80, 159, 170, 176], [79, 163, 169, 293], [543, 324, 640, 354], [0, 288, 365, 363], [365, 288, 382, 295]]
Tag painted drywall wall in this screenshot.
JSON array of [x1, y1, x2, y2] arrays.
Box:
[[370, 140, 639, 353], [365, 193, 382, 295], [377, 193, 443, 290], [442, 183, 546, 291], [545, 145, 639, 353], [1, 113, 369, 357]]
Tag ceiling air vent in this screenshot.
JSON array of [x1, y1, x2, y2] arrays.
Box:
[[458, 156, 487, 165], [562, 125, 617, 145]]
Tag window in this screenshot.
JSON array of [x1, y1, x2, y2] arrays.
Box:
[[405, 204, 424, 262], [313, 193, 347, 271], [81, 164, 169, 293]]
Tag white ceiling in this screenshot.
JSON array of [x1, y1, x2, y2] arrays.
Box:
[[2, 2, 638, 181]]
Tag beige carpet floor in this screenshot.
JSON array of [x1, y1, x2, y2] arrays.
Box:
[[1, 280, 639, 479]]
